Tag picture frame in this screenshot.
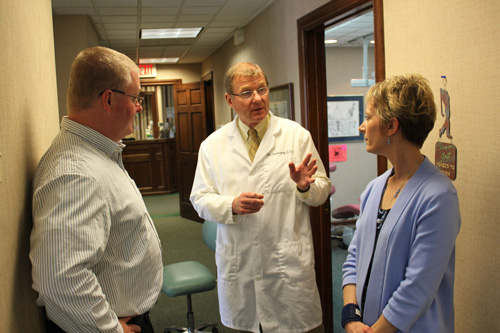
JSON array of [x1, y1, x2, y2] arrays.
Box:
[[327, 95, 364, 142], [269, 83, 294, 120]]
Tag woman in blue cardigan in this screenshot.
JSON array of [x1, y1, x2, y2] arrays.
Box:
[[342, 74, 461, 332]]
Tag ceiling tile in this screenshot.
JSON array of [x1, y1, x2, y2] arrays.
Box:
[[141, 22, 177, 29], [141, 15, 177, 23], [143, 0, 183, 6], [53, 0, 372, 64], [101, 15, 137, 23], [97, 0, 137, 6], [104, 23, 136, 30], [53, 8, 96, 15], [99, 7, 137, 16], [107, 30, 137, 37], [207, 21, 241, 27], [108, 34, 137, 40], [141, 7, 179, 15], [184, 0, 227, 6], [52, 0, 93, 7], [174, 22, 211, 28], [177, 14, 214, 22]]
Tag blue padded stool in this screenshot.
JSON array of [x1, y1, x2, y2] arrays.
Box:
[[162, 221, 218, 333]]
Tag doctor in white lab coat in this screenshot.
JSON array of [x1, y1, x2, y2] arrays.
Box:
[[190, 62, 331, 333]]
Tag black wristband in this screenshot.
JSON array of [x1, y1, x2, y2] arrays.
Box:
[[341, 303, 362, 328], [297, 185, 310, 193]]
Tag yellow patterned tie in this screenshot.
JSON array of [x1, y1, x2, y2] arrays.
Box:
[[248, 128, 260, 162]]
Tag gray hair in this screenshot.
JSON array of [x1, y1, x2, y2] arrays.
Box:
[[224, 62, 269, 93]]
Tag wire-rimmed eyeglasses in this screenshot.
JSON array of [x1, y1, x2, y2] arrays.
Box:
[[100, 89, 144, 106], [230, 86, 269, 100]]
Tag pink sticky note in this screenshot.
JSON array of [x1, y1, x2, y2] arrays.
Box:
[[329, 144, 347, 162]]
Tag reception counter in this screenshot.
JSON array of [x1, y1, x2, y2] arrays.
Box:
[[122, 138, 178, 195]]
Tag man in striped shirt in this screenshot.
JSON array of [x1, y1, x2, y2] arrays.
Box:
[[30, 47, 163, 333]]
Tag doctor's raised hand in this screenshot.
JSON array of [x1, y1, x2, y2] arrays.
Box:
[[288, 153, 318, 191]]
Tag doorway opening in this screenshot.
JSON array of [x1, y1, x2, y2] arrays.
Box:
[[297, 1, 385, 331]]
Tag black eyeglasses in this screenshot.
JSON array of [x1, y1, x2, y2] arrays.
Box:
[[230, 86, 270, 100], [100, 89, 144, 106]]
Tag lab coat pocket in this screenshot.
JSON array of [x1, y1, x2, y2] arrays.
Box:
[[261, 158, 295, 194], [276, 239, 314, 284], [215, 240, 239, 282]]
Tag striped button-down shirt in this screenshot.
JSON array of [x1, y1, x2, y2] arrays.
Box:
[[30, 117, 163, 333]]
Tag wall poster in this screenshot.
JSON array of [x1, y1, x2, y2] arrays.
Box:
[[327, 95, 364, 142]]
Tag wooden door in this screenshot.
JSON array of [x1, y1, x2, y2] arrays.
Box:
[[174, 81, 206, 222]]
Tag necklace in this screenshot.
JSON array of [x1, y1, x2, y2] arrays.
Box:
[[389, 155, 424, 204]]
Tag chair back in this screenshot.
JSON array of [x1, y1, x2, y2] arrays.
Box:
[[202, 220, 217, 252]]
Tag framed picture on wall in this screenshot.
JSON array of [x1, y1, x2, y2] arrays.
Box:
[[269, 83, 294, 120], [327, 95, 364, 142]]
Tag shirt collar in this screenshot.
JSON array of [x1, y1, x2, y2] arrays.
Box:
[[60, 117, 124, 154], [237, 113, 270, 141]]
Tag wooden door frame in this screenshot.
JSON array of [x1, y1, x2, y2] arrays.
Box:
[[297, 1, 386, 331], [201, 71, 216, 135], [140, 79, 182, 86]]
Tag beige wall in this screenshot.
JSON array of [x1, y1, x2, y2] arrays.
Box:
[[155, 63, 202, 83], [0, 0, 59, 331], [384, 0, 500, 331], [326, 47, 375, 96], [53, 15, 99, 120]]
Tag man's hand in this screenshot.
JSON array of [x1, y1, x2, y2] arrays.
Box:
[[288, 153, 317, 191], [232, 192, 264, 215], [119, 316, 141, 333]]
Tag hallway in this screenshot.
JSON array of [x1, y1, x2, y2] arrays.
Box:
[[144, 193, 348, 332]]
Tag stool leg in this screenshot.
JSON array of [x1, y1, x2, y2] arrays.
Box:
[[187, 294, 195, 332]]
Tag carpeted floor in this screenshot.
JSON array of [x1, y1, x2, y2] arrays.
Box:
[[332, 242, 348, 333], [143, 193, 348, 333], [144, 193, 224, 332]]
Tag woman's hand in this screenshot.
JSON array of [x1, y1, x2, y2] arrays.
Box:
[[345, 321, 373, 333]]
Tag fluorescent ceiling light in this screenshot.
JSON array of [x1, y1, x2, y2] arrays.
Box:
[[140, 28, 202, 39], [139, 58, 179, 64], [325, 39, 338, 44]]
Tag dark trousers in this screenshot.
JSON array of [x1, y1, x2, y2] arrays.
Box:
[[46, 312, 154, 333]]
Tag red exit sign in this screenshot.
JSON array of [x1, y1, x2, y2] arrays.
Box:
[[139, 64, 157, 78]]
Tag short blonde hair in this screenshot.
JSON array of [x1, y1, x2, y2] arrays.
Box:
[[67, 46, 139, 111], [224, 62, 269, 94], [366, 74, 436, 148]]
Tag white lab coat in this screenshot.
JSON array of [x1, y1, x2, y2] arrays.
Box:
[[190, 113, 331, 332]]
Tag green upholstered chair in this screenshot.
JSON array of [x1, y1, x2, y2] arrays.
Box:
[[162, 221, 218, 333]]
